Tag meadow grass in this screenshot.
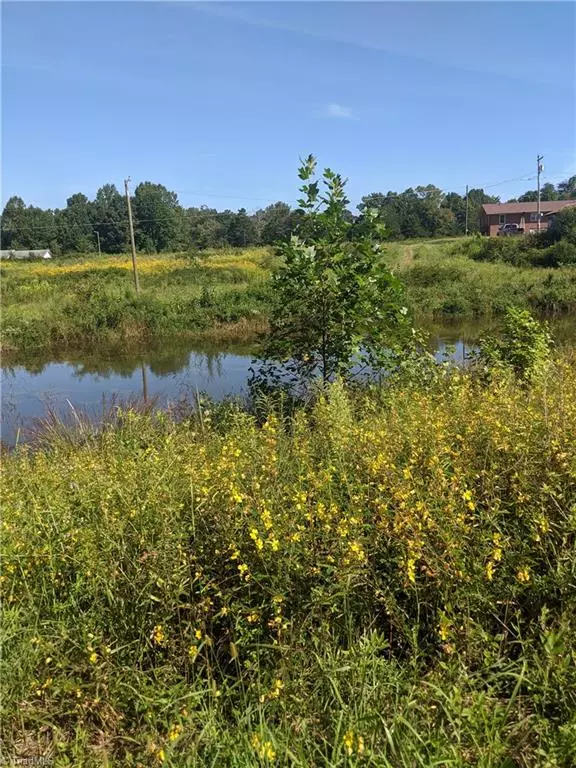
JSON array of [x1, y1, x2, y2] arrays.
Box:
[[387, 241, 576, 318], [0, 249, 276, 355], [2, 241, 576, 357], [2, 354, 576, 766]]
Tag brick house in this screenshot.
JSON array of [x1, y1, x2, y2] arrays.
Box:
[[481, 200, 576, 236]]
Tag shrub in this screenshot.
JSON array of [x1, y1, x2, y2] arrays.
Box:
[[262, 155, 409, 386], [460, 220, 576, 268], [477, 307, 552, 381], [543, 206, 576, 245], [545, 240, 576, 267]]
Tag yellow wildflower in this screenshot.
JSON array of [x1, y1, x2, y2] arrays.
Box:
[[251, 734, 276, 762], [343, 730, 354, 756], [517, 567, 531, 583], [406, 557, 416, 584], [151, 625, 166, 646], [168, 723, 182, 742], [238, 563, 249, 578], [486, 560, 495, 581]]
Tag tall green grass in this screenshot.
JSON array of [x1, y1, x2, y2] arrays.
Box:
[[3, 354, 576, 765], [390, 241, 576, 318], [1, 249, 275, 354]]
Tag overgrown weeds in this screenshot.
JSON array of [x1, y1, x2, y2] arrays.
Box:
[[0, 249, 273, 354], [3, 243, 576, 356], [2, 351, 576, 765]]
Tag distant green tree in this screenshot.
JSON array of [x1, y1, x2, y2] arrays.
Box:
[[56, 193, 94, 253], [415, 184, 445, 207], [557, 175, 576, 200], [1, 198, 58, 251], [187, 206, 226, 249], [216, 210, 235, 245], [227, 208, 258, 247], [443, 192, 466, 234], [518, 184, 558, 203], [133, 182, 183, 252], [546, 206, 576, 245], [518, 190, 538, 203], [1, 196, 28, 248], [358, 192, 402, 239], [260, 202, 293, 244], [416, 184, 458, 236], [396, 189, 427, 238], [541, 183, 559, 201], [359, 186, 460, 239], [91, 184, 128, 253], [260, 155, 409, 385], [28, 206, 58, 250]]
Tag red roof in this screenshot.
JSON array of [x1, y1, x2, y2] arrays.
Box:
[[482, 200, 576, 215]]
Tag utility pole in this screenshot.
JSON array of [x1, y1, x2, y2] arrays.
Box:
[[140, 361, 148, 403], [95, 230, 101, 257], [124, 177, 140, 294], [537, 154, 544, 232], [465, 184, 469, 236]]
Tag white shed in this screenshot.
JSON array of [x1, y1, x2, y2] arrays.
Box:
[[0, 249, 52, 260]]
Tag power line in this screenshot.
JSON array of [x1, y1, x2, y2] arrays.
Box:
[[174, 188, 290, 204]]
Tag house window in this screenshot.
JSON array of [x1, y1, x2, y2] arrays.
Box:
[[530, 212, 539, 222], [499, 215, 506, 225]]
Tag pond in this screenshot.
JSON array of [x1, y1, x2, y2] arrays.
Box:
[[2, 318, 574, 447]]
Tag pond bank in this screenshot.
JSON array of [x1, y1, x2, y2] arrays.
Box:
[[3, 316, 576, 448]]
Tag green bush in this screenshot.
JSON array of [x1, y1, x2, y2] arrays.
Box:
[[542, 207, 576, 246], [477, 307, 553, 381], [544, 240, 576, 266], [459, 223, 576, 268]]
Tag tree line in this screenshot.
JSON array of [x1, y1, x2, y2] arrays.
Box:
[[2, 176, 575, 255]]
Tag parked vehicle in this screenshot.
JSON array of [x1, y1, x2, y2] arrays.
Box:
[[497, 223, 524, 236]]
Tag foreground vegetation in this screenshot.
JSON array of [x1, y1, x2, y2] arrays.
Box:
[[2, 350, 576, 765], [2, 239, 576, 357]]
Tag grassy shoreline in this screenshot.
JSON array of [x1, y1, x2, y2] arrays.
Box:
[[3, 353, 576, 765], [2, 241, 576, 357], [0, 249, 275, 356]]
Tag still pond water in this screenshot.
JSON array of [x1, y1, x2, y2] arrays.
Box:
[[2, 319, 574, 446]]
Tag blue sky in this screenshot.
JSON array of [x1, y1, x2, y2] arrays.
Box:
[[2, 1, 575, 211]]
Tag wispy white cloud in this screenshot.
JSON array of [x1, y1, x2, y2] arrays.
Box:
[[191, 3, 567, 89], [323, 103, 354, 119]]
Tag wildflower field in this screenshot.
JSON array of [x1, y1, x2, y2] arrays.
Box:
[[2, 353, 576, 766], [0, 248, 275, 354]]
